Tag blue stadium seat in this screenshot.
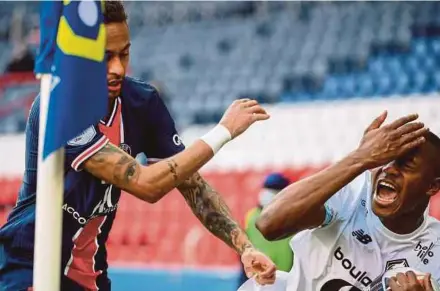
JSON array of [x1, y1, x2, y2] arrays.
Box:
[[0, 2, 439, 126]]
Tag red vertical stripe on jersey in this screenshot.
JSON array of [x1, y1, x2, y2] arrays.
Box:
[[98, 99, 121, 146], [65, 216, 106, 290]]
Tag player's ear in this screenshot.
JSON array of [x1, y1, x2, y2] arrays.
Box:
[[427, 177, 440, 197]]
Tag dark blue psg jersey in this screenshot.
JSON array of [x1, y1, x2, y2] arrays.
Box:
[[0, 77, 185, 290]]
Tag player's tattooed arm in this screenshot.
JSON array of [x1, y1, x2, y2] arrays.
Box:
[[83, 142, 142, 187], [83, 140, 215, 203], [84, 143, 252, 254], [178, 173, 253, 255]]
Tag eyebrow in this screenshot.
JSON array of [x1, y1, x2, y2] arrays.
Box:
[[106, 42, 131, 55]]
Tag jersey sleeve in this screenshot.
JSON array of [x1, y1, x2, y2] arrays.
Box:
[[65, 125, 109, 171], [321, 171, 371, 227], [25, 96, 108, 173], [143, 89, 185, 160]]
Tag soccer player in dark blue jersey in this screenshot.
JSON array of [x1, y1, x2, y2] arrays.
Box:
[[0, 2, 276, 290]]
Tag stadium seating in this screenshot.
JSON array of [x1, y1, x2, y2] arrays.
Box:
[[0, 73, 38, 134], [126, 2, 440, 125], [0, 2, 440, 127]]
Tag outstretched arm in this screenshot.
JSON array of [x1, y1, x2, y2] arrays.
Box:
[[178, 172, 277, 285], [83, 99, 269, 204], [83, 140, 215, 203]]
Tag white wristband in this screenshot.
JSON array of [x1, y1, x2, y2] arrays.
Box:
[[200, 124, 232, 154]]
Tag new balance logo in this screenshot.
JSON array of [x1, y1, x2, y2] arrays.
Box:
[[352, 229, 372, 245], [414, 241, 434, 265]]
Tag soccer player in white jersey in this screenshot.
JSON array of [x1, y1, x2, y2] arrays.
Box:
[[242, 112, 440, 291]]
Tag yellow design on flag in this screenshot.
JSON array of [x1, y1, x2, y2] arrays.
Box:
[[57, 1, 106, 62]]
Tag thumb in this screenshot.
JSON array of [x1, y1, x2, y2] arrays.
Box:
[[244, 265, 254, 278], [365, 110, 387, 133]]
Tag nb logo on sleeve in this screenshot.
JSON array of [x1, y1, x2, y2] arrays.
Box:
[[352, 229, 372, 245]]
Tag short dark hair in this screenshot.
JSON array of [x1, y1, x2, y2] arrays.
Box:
[[426, 131, 440, 175], [426, 131, 440, 148], [103, 1, 127, 24]]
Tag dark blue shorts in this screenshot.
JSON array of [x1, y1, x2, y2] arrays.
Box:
[[0, 244, 111, 291], [0, 266, 111, 291]]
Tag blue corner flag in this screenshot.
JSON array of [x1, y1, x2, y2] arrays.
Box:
[[35, 0, 107, 158]]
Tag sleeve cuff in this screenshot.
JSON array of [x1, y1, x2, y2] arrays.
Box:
[[71, 136, 109, 172], [321, 204, 336, 227]]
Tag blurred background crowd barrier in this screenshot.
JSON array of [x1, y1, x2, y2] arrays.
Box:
[[0, 2, 439, 291]]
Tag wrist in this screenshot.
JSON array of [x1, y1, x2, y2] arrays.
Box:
[[345, 150, 370, 173], [240, 243, 254, 255], [200, 124, 232, 154]]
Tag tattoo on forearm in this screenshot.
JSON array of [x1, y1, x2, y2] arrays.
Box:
[[86, 143, 140, 186], [114, 155, 139, 184], [178, 173, 252, 254], [166, 159, 179, 182]]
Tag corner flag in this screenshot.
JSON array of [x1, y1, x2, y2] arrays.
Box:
[[32, 1, 107, 290], [35, 0, 107, 158]]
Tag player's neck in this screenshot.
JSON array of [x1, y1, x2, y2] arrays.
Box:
[[380, 209, 426, 235]]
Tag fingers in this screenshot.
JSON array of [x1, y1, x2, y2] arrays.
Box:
[[247, 104, 270, 121], [406, 271, 418, 285], [241, 99, 258, 108], [396, 272, 409, 285], [254, 271, 276, 286], [365, 110, 388, 133], [401, 136, 426, 152], [423, 274, 434, 291], [389, 277, 401, 290], [247, 104, 267, 115], [252, 113, 270, 121], [239, 100, 271, 121], [395, 122, 425, 136], [255, 273, 276, 286], [389, 113, 419, 129], [400, 127, 429, 144], [250, 260, 265, 273], [245, 253, 276, 286], [259, 263, 276, 278]]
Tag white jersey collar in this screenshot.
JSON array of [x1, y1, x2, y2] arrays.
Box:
[[374, 213, 428, 241]]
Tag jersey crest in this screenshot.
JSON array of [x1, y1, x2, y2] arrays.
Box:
[[67, 126, 97, 146]]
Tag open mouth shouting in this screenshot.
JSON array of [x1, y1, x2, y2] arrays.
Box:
[[374, 179, 399, 207]]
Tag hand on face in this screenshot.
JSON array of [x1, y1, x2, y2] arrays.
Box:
[[355, 111, 429, 170]]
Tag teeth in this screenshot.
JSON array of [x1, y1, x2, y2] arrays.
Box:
[[379, 181, 396, 190], [377, 195, 395, 202]]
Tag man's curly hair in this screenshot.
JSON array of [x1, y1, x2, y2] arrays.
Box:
[[103, 1, 127, 24]]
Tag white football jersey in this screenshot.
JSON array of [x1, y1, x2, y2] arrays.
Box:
[[238, 171, 440, 291]]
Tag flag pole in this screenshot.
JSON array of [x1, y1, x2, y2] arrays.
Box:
[[33, 73, 65, 291]]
